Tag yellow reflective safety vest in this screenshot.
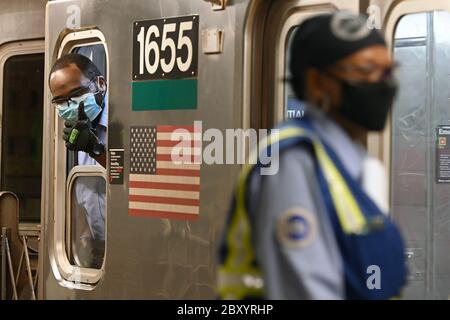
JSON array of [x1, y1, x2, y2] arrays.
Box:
[[217, 119, 407, 300]]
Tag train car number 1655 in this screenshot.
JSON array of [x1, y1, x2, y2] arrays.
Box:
[[132, 15, 199, 81]]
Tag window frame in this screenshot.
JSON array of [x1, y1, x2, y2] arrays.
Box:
[[0, 40, 44, 229], [62, 166, 106, 284], [52, 28, 109, 287]]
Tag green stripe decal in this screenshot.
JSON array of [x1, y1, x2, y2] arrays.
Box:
[[132, 78, 197, 111]]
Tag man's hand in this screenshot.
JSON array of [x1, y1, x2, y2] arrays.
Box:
[[62, 102, 105, 158]]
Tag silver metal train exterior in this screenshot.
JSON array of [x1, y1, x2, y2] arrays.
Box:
[[1, 0, 450, 299]]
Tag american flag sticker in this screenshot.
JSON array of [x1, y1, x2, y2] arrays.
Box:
[[128, 125, 201, 220]]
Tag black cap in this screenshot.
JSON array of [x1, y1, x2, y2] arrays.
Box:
[[289, 11, 387, 100]]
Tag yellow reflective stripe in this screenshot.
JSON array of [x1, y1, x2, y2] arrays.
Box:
[[218, 266, 265, 299], [224, 178, 253, 271], [217, 267, 264, 287], [313, 142, 366, 234], [218, 286, 265, 300], [217, 268, 265, 299]]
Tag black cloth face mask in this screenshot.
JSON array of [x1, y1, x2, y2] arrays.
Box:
[[327, 74, 398, 131]]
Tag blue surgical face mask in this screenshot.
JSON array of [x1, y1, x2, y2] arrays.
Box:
[[57, 92, 103, 122]]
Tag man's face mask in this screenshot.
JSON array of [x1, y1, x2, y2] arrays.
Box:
[[56, 92, 102, 122], [326, 72, 398, 131]]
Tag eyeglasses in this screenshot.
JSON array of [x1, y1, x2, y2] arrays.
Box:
[[54, 94, 89, 112], [51, 79, 98, 108], [329, 61, 400, 82]]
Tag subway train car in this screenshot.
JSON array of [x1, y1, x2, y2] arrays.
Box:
[[1, 0, 450, 300]]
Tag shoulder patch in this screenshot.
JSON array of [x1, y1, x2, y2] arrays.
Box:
[[276, 207, 318, 249]]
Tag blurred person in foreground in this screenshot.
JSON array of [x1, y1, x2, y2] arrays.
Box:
[[218, 11, 407, 300]]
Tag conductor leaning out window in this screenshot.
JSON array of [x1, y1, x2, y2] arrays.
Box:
[[49, 53, 108, 268]]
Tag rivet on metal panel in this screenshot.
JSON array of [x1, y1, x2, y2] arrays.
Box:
[[405, 248, 423, 259], [201, 29, 224, 54], [204, 0, 227, 11]]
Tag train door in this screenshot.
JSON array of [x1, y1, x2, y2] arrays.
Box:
[[0, 40, 44, 298], [369, 0, 450, 299], [249, 0, 360, 132]]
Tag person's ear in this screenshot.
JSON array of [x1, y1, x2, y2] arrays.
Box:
[[97, 76, 107, 93], [305, 68, 341, 112], [305, 68, 326, 106]]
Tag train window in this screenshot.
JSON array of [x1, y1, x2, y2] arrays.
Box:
[[274, 11, 333, 124], [72, 44, 107, 78], [1, 53, 44, 223], [53, 29, 108, 285], [0, 41, 44, 226], [391, 10, 450, 299], [68, 173, 106, 269]]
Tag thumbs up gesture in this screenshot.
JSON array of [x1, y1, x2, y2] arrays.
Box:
[[62, 101, 103, 157], [77, 100, 89, 121]]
